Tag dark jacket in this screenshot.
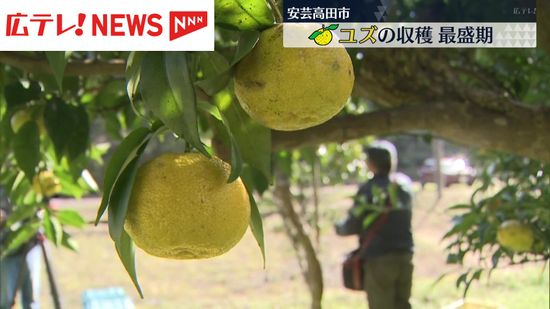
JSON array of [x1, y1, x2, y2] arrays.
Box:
[[336, 174, 414, 258]]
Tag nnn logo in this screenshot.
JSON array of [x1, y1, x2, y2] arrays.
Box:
[[169, 11, 207, 41]]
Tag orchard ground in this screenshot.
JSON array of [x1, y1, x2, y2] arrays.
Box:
[[39, 184, 549, 308]]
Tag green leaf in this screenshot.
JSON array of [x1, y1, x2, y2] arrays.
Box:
[[491, 250, 502, 268], [215, 0, 274, 31], [61, 231, 78, 251], [242, 165, 269, 196], [232, 31, 260, 65], [449, 204, 472, 210], [463, 269, 483, 297], [195, 32, 259, 96], [140, 52, 207, 155], [362, 212, 380, 229], [66, 104, 90, 160], [46, 52, 68, 91], [164, 52, 208, 155], [195, 52, 232, 96], [108, 156, 141, 243], [446, 253, 460, 264], [96, 127, 151, 296], [67, 153, 89, 181], [44, 98, 68, 160], [1, 221, 40, 258], [57, 209, 86, 228], [4, 81, 41, 109], [240, 172, 265, 266], [198, 101, 242, 182], [471, 269, 482, 280], [0, 111, 13, 163], [13, 122, 40, 181], [115, 229, 143, 298], [43, 98, 90, 162], [195, 31, 260, 95], [218, 94, 271, 180], [7, 172, 31, 205], [5, 204, 37, 227], [308, 30, 322, 40], [249, 193, 265, 266], [57, 170, 87, 199], [43, 210, 63, 246], [126, 51, 145, 104], [456, 272, 468, 289], [104, 112, 123, 140], [227, 136, 243, 182], [94, 80, 127, 109], [198, 52, 231, 78], [95, 127, 152, 225], [388, 184, 399, 208], [195, 72, 232, 96], [326, 24, 339, 30]]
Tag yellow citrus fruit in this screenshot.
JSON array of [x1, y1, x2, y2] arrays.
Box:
[[314, 29, 333, 46], [496, 220, 534, 252], [32, 171, 62, 197], [234, 25, 354, 131], [10, 110, 32, 133], [124, 153, 251, 259]]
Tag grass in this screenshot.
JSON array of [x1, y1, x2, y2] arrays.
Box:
[[32, 184, 549, 308]]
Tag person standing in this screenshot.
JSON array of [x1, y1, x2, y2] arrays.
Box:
[[336, 140, 414, 309], [0, 185, 42, 309]]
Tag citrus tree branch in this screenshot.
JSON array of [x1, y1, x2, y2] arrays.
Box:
[[275, 169, 323, 309], [267, 0, 283, 23], [3, 51, 550, 162], [0, 52, 125, 77], [272, 102, 550, 163]]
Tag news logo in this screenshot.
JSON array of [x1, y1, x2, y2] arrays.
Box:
[[0, 0, 214, 51], [169, 12, 208, 41]]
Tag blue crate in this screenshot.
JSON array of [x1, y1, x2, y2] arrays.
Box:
[[81, 287, 134, 309]]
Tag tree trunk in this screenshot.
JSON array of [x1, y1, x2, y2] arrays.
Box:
[[311, 155, 321, 251], [275, 169, 324, 309], [432, 139, 444, 198], [280, 208, 307, 275]]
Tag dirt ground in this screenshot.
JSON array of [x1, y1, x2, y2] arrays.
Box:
[[33, 184, 549, 309]]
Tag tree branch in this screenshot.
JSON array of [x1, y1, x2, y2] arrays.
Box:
[[0, 52, 125, 77], [272, 102, 550, 163], [275, 169, 323, 309], [3, 51, 549, 162]]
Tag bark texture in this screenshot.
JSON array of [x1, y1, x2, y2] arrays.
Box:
[[275, 169, 324, 309], [273, 102, 550, 162]]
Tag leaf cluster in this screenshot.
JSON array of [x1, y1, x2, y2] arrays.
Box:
[[443, 152, 550, 295]]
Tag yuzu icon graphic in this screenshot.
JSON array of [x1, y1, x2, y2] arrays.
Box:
[[308, 24, 339, 46]]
